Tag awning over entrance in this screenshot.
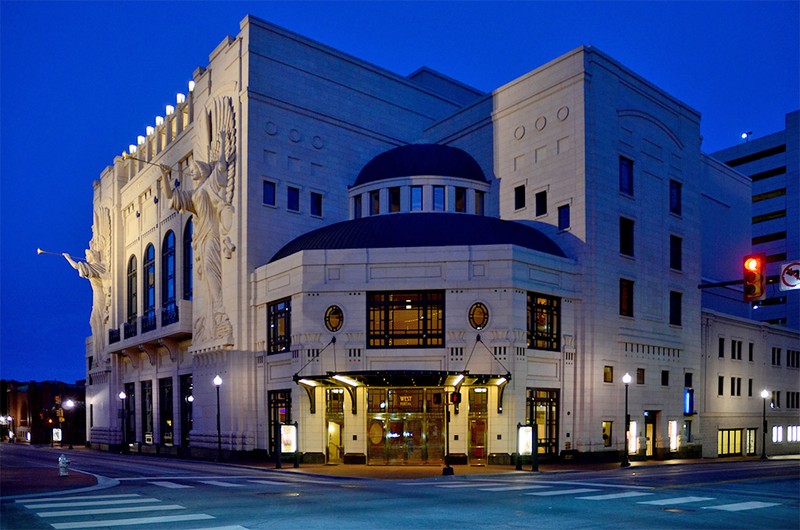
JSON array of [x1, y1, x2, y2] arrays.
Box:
[[293, 370, 511, 414]]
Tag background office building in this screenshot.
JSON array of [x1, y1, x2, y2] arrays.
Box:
[[72, 16, 798, 464]]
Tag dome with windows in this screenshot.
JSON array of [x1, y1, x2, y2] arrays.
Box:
[[352, 144, 487, 187]]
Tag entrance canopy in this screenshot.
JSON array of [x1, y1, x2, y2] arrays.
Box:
[[293, 370, 511, 414]]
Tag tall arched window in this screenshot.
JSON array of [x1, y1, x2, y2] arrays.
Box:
[[183, 218, 193, 301], [125, 255, 138, 338], [162, 231, 177, 325], [143, 244, 156, 332]]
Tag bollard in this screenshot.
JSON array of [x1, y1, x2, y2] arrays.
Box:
[[58, 454, 70, 477]]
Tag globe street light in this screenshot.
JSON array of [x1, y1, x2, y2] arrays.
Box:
[[214, 375, 223, 462], [118, 391, 128, 454], [621, 373, 632, 467], [63, 399, 75, 449], [760, 389, 769, 460]]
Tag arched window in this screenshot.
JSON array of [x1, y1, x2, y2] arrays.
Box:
[[183, 218, 193, 301], [162, 231, 177, 325], [143, 244, 156, 332], [125, 255, 138, 338]]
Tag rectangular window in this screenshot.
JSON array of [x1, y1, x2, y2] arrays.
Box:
[[263, 180, 276, 206], [772, 347, 782, 366], [718, 376, 724, 396], [619, 156, 634, 196], [669, 179, 682, 215], [731, 339, 742, 360], [603, 366, 614, 383], [287, 186, 300, 212], [558, 204, 570, 230], [718, 429, 742, 456], [310, 192, 323, 217], [475, 190, 485, 216], [684, 372, 693, 388], [730, 377, 741, 396], [268, 298, 291, 354], [620, 217, 634, 256], [619, 279, 634, 317], [353, 194, 362, 219], [772, 425, 783, 443], [670, 235, 682, 271], [749, 342, 754, 362], [410, 186, 423, 211], [535, 190, 547, 216], [433, 185, 445, 211], [719, 337, 725, 358], [748, 378, 753, 397], [661, 370, 669, 386], [669, 291, 682, 326], [387, 187, 401, 213], [367, 291, 444, 348], [789, 350, 800, 368], [514, 185, 526, 210], [455, 187, 467, 213], [637, 368, 645, 385], [602, 421, 613, 447], [369, 190, 380, 215], [527, 292, 561, 351], [141, 380, 153, 443]]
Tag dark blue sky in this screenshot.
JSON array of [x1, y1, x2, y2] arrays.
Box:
[[1, 1, 798, 383]]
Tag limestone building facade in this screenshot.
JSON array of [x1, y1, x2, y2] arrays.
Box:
[[73, 15, 798, 463]]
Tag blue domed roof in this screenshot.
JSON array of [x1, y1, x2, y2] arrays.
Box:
[[353, 144, 487, 187], [270, 213, 565, 262]]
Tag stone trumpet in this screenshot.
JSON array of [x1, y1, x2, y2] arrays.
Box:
[[36, 248, 85, 261]]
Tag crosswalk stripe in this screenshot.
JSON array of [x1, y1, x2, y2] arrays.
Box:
[[281, 477, 342, 485], [198, 480, 244, 488], [525, 488, 599, 496], [249, 480, 294, 486], [639, 496, 715, 506], [704, 501, 780, 512], [38, 504, 186, 518], [18, 494, 141, 505], [22, 498, 157, 509], [51, 513, 215, 529], [479, 485, 551, 492], [150, 481, 194, 489], [577, 492, 654, 500]]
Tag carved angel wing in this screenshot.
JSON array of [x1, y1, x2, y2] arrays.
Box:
[[93, 206, 112, 267], [207, 96, 236, 204]]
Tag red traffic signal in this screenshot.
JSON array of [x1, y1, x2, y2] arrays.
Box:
[[743, 253, 766, 302]]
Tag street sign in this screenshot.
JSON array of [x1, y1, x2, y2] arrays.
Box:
[[779, 261, 800, 291], [53, 428, 62, 442]]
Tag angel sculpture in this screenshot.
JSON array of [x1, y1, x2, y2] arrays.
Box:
[[160, 96, 236, 344], [64, 207, 111, 358]]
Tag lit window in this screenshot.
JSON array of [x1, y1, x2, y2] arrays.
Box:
[[772, 425, 783, 443], [602, 421, 613, 447], [527, 292, 560, 351], [603, 366, 614, 383], [367, 291, 444, 348], [268, 298, 291, 354]]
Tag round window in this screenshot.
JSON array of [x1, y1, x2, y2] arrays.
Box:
[[468, 302, 489, 330], [324, 305, 344, 332]]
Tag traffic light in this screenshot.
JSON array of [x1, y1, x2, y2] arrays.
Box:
[[743, 253, 766, 302], [451, 392, 461, 404]]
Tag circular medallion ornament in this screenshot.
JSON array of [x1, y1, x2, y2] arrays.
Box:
[[468, 302, 489, 331], [324, 305, 344, 332]]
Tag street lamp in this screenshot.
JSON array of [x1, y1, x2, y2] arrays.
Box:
[[63, 399, 75, 449], [214, 375, 222, 462], [621, 373, 632, 467], [760, 389, 769, 460], [118, 391, 127, 454]]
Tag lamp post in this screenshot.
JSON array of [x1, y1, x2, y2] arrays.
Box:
[[213, 375, 222, 462], [118, 391, 127, 454], [621, 373, 632, 467], [63, 399, 75, 449], [760, 389, 769, 460]]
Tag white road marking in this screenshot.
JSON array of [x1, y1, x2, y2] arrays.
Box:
[[437, 482, 506, 488], [479, 485, 552, 492], [249, 480, 295, 486], [525, 488, 600, 496], [50, 514, 215, 529], [704, 501, 780, 512], [18, 494, 141, 505], [199, 480, 244, 488], [38, 504, 186, 518], [149, 481, 195, 489], [22, 498, 156, 509], [577, 491, 654, 500], [639, 496, 715, 506]]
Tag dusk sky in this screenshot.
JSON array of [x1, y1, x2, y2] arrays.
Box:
[[1, 1, 798, 383]]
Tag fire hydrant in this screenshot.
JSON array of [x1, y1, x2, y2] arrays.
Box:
[[58, 454, 70, 477]]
